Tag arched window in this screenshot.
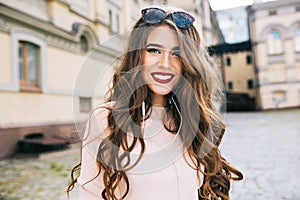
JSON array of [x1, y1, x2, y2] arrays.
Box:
[[267, 30, 283, 55], [80, 35, 89, 53], [295, 28, 300, 52]]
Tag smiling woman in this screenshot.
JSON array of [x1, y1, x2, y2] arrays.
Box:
[[68, 5, 243, 200], [142, 25, 182, 104]]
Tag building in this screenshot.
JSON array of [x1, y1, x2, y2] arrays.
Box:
[[0, 0, 223, 159], [210, 6, 256, 111], [0, 0, 143, 159], [211, 41, 256, 111], [248, 0, 300, 109]]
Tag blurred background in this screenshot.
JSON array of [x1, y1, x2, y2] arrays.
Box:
[[0, 0, 299, 199]]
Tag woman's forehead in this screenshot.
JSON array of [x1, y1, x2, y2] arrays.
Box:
[[146, 25, 179, 48]]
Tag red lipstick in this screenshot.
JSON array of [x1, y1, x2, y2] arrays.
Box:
[[151, 72, 174, 84]]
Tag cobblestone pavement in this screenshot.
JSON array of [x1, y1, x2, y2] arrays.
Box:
[[0, 144, 81, 200], [0, 108, 300, 200], [220, 108, 300, 200]]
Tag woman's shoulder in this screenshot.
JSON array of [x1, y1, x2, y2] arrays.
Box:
[[90, 101, 117, 122], [90, 101, 115, 128], [82, 101, 114, 144], [92, 101, 114, 116]]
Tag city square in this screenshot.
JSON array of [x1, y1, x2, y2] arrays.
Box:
[[1, 108, 299, 200], [1, 0, 300, 199]]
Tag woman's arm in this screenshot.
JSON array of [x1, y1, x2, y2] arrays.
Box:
[[77, 106, 111, 200], [77, 143, 103, 199]]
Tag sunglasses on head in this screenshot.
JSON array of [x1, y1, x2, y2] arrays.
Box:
[[141, 7, 195, 29]]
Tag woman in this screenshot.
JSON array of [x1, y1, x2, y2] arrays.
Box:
[[68, 6, 243, 200]]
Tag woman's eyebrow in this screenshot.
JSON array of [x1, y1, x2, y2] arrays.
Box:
[[173, 46, 180, 51], [146, 43, 163, 48], [146, 43, 180, 51]]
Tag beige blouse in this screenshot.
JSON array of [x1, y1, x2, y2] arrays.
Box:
[[77, 102, 204, 200]]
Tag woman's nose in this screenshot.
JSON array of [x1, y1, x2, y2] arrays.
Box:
[[158, 51, 170, 68]]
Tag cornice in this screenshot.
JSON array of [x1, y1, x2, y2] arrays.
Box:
[[0, 3, 76, 42], [57, 0, 71, 7], [250, 0, 300, 11], [0, 17, 9, 32], [0, 3, 81, 52], [0, 2, 132, 58], [0, 3, 114, 53]]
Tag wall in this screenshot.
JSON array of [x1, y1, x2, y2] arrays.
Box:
[[224, 51, 255, 97], [249, 0, 300, 109]]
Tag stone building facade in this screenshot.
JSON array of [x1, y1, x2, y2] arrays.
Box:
[[0, 0, 222, 158], [248, 0, 300, 109], [211, 41, 256, 111]]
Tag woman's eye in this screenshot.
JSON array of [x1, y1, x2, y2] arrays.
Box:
[[146, 48, 160, 54], [172, 51, 181, 57]]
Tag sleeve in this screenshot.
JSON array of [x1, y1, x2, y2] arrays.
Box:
[[77, 106, 111, 200]]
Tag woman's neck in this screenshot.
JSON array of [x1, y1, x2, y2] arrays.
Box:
[[152, 94, 167, 107]]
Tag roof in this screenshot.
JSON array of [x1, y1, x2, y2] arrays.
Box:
[[209, 40, 252, 55]]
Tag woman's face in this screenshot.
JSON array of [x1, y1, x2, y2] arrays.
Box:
[[142, 25, 182, 99]]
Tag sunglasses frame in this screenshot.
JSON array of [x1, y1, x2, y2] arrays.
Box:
[[141, 7, 195, 29]]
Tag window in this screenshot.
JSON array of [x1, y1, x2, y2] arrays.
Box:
[[116, 14, 120, 32], [108, 8, 121, 33], [269, 10, 277, 16], [80, 97, 92, 113], [246, 55, 252, 64], [10, 31, 46, 92], [109, 10, 112, 31], [226, 57, 231, 66], [267, 30, 283, 55], [247, 80, 253, 89], [18, 41, 41, 92], [295, 28, 300, 52], [80, 35, 89, 53], [228, 81, 233, 90]]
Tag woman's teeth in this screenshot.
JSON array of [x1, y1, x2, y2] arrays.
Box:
[[151, 72, 174, 84], [153, 74, 172, 80]]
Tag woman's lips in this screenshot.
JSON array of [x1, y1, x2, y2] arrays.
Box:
[[151, 72, 174, 84]]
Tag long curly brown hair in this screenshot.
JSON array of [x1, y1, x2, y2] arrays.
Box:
[[68, 10, 243, 200]]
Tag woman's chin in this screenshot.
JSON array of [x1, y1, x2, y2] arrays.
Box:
[[149, 85, 173, 96]]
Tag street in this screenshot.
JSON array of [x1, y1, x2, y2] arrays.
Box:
[[0, 108, 300, 200], [221, 108, 300, 200]]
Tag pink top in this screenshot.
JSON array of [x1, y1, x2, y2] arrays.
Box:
[[77, 103, 204, 200]]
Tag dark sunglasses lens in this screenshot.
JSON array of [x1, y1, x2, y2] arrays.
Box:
[[142, 8, 166, 24], [172, 12, 194, 29]]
